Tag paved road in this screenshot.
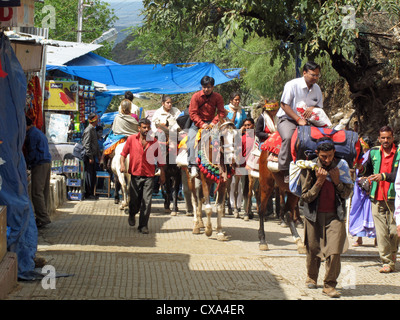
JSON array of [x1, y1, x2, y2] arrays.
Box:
[[6, 195, 400, 302]]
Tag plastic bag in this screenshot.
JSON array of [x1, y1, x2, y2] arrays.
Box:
[[176, 148, 188, 167], [296, 101, 332, 127]]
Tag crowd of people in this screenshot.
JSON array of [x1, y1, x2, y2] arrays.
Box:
[[24, 65, 400, 299]]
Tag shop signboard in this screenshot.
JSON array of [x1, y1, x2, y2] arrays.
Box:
[[0, 0, 34, 27], [44, 80, 79, 111]]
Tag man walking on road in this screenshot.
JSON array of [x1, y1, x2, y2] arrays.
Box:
[[358, 126, 400, 273], [299, 137, 353, 298], [120, 118, 165, 234], [82, 112, 101, 200]]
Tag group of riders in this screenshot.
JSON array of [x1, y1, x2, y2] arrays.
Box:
[[99, 79, 280, 219], [92, 62, 400, 299]]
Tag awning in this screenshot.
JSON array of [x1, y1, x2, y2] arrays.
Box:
[[46, 40, 103, 66], [4, 31, 103, 67], [46, 62, 241, 95]]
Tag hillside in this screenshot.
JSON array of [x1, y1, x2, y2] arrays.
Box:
[[111, 33, 146, 65]]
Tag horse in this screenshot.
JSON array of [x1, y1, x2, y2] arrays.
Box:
[[183, 121, 237, 241], [257, 149, 306, 253], [111, 142, 131, 212], [161, 161, 181, 216]]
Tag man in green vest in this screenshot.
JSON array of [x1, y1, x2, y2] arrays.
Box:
[[358, 126, 400, 273]]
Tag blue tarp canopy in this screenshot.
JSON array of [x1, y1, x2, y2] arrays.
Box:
[[47, 62, 241, 95], [47, 55, 241, 116]]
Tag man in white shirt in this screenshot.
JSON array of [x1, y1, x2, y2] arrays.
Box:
[[278, 61, 324, 182]]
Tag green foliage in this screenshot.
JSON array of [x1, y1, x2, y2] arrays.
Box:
[[127, 25, 203, 64], [140, 0, 400, 71], [34, 0, 117, 58]]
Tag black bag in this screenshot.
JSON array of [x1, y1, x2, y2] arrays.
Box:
[[176, 107, 192, 130], [73, 143, 86, 160]]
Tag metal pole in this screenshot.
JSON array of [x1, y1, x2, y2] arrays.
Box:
[[77, 0, 83, 43]]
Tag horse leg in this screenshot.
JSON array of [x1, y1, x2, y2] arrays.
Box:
[[278, 190, 288, 227], [163, 175, 172, 214], [216, 182, 229, 241], [274, 186, 280, 219], [258, 183, 273, 251], [202, 179, 213, 237], [252, 178, 260, 220], [243, 175, 251, 221], [258, 150, 274, 251], [294, 204, 304, 228], [116, 171, 128, 211], [232, 176, 241, 218], [171, 169, 181, 216], [285, 194, 306, 254], [187, 171, 203, 234], [114, 175, 121, 204], [225, 182, 233, 215]]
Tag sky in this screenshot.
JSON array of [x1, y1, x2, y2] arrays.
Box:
[[107, 1, 144, 27]]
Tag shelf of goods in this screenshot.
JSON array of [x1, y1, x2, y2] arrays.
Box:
[[51, 159, 85, 201]]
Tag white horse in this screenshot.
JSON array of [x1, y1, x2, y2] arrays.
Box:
[[185, 121, 238, 241], [111, 142, 131, 212]]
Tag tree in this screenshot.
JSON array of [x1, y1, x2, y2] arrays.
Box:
[[141, 0, 400, 134], [34, 0, 117, 58]]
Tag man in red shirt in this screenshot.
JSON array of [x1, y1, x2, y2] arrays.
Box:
[[358, 126, 400, 273], [299, 137, 353, 298], [187, 76, 225, 177], [120, 118, 165, 234]]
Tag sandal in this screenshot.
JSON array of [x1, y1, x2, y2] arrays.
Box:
[[379, 265, 393, 273]]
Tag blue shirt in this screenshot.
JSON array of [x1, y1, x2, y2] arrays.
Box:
[[25, 126, 51, 168], [224, 105, 247, 129]]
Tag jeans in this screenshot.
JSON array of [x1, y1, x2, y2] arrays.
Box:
[[187, 123, 199, 168]]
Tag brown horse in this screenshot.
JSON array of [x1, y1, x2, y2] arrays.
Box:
[[242, 172, 282, 221], [257, 149, 306, 253], [183, 121, 237, 241]]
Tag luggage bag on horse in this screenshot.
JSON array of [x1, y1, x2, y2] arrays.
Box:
[[291, 125, 361, 167]]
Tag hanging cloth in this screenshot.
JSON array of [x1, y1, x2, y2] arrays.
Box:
[[26, 75, 43, 130]]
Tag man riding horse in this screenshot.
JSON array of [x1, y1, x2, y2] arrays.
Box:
[[183, 75, 237, 240], [277, 61, 324, 183], [103, 99, 138, 205], [187, 76, 226, 178]]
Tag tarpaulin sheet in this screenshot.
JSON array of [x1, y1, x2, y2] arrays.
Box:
[[47, 55, 241, 116], [47, 62, 241, 95], [0, 33, 38, 280]]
